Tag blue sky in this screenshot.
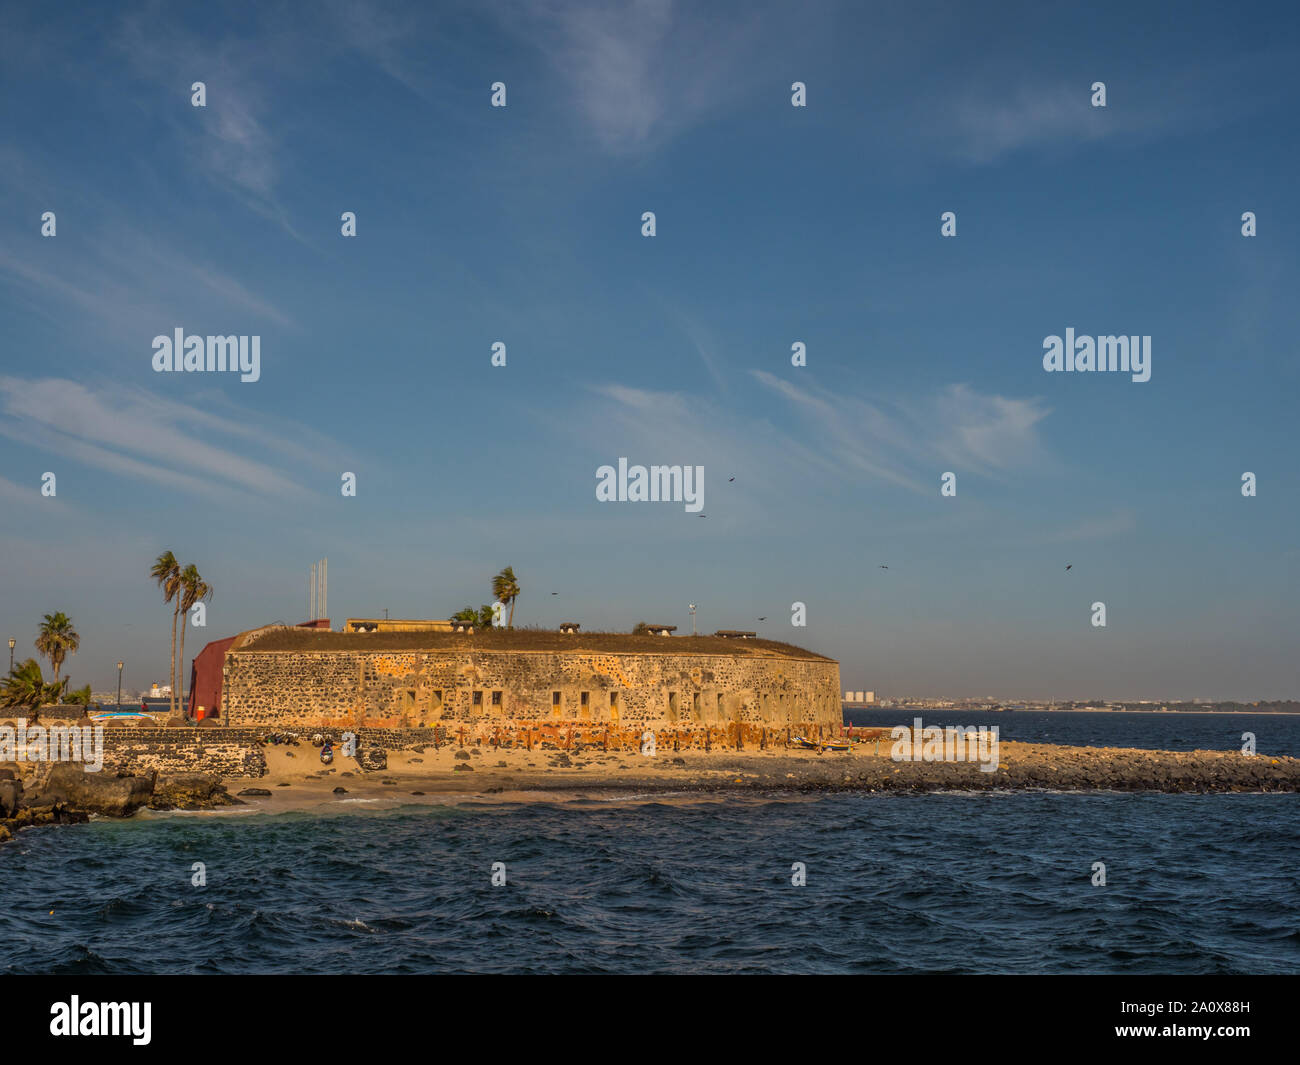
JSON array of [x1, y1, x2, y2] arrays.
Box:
[[1, 0, 1297, 699]]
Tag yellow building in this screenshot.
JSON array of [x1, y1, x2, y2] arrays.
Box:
[[344, 618, 455, 634]]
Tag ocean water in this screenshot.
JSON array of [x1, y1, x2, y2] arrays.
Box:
[[846, 709, 1300, 758], [1, 794, 1297, 974], [1, 712, 1297, 975]]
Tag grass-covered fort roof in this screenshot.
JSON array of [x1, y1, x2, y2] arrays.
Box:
[[238, 627, 834, 661]]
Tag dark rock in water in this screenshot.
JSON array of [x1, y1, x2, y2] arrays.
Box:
[[358, 747, 387, 772], [149, 773, 233, 810], [0, 777, 22, 818], [453, 763, 473, 772], [381, 778, 397, 785], [333, 786, 348, 794], [672, 758, 686, 766], [276, 782, 291, 787], [238, 788, 272, 797], [410, 791, 425, 795], [340, 771, 354, 777], [409, 757, 423, 764], [454, 750, 471, 761], [285, 751, 295, 758], [28, 764, 154, 817]]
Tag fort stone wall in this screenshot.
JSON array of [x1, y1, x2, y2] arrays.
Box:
[[220, 649, 842, 733]]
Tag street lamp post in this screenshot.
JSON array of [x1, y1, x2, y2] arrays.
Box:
[[688, 604, 697, 636], [7, 638, 13, 674], [117, 661, 124, 711]]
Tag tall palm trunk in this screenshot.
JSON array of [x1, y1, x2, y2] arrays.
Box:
[[178, 612, 188, 719], [170, 602, 181, 716], [508, 597, 516, 628]]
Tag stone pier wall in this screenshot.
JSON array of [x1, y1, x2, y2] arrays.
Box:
[[221, 649, 842, 732], [99, 729, 268, 777]]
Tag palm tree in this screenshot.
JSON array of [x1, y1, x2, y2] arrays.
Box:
[[1, 659, 49, 709], [491, 566, 521, 629], [35, 612, 79, 689], [64, 683, 92, 707], [177, 564, 212, 719], [150, 551, 182, 715], [1, 659, 66, 710]]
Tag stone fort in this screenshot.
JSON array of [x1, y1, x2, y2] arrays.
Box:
[[207, 625, 841, 736]]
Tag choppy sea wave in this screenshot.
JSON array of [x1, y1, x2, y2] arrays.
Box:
[[2, 792, 1296, 974]]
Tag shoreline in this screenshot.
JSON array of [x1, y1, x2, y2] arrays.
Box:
[[222, 739, 1300, 806], [5, 738, 1300, 844]]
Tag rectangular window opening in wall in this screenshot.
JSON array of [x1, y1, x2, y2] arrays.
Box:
[[692, 691, 701, 718], [552, 691, 561, 706], [668, 691, 679, 717], [609, 691, 618, 707], [431, 689, 443, 709], [580, 691, 589, 707], [491, 690, 502, 706], [472, 690, 483, 707], [717, 693, 724, 714]]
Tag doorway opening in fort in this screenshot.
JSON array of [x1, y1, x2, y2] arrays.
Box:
[[579, 691, 591, 720], [668, 691, 679, 721], [609, 690, 620, 723], [692, 691, 701, 722]]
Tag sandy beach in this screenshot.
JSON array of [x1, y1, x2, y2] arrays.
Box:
[[211, 738, 1300, 812]]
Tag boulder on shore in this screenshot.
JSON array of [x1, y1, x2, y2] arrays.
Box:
[[358, 747, 387, 772], [149, 773, 236, 810], [26, 763, 155, 817], [0, 776, 21, 818]]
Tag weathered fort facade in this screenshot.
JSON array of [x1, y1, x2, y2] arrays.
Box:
[[211, 626, 841, 737]]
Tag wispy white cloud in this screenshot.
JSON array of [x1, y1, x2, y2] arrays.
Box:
[[111, 11, 299, 234], [0, 225, 295, 350], [0, 472, 68, 511], [947, 85, 1111, 164], [558, 374, 1053, 533], [486, 0, 774, 154], [752, 372, 1052, 492], [0, 377, 340, 503]]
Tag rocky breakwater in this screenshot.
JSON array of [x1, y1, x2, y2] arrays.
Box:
[[0, 762, 238, 844], [720, 742, 1300, 794]]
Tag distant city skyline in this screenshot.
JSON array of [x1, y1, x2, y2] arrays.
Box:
[[2, 0, 1297, 701]]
